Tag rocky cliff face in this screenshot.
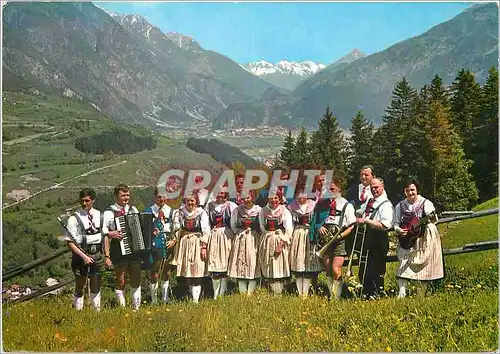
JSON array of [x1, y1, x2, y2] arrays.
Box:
[[2, 2, 273, 128]]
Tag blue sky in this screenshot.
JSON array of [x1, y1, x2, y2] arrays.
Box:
[[96, 1, 475, 65]]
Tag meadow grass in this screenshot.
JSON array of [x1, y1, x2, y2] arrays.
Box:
[[3, 288, 497, 352], [3, 198, 498, 352]]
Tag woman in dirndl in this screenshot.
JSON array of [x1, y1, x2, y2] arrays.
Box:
[[176, 192, 210, 303], [393, 179, 444, 298], [227, 190, 262, 295], [258, 194, 293, 295], [288, 189, 323, 298], [205, 189, 238, 299]]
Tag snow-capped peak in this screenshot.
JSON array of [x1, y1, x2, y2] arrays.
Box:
[[244, 60, 326, 76]]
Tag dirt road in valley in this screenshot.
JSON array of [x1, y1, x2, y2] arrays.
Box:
[[2, 160, 128, 210]]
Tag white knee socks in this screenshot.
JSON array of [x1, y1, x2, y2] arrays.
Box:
[[191, 285, 202, 303], [247, 280, 257, 294], [150, 282, 159, 305], [131, 286, 141, 310], [162, 281, 170, 303], [238, 280, 248, 294], [115, 289, 126, 307], [270, 281, 283, 295], [212, 278, 221, 299], [90, 292, 101, 312], [73, 295, 84, 310], [296, 277, 304, 296], [219, 278, 228, 297], [302, 278, 312, 298], [398, 278, 408, 298]]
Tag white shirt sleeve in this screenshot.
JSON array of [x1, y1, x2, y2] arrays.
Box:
[[199, 209, 211, 243], [281, 208, 293, 243], [65, 215, 82, 244], [171, 209, 181, 231], [423, 199, 436, 215], [101, 210, 115, 235], [377, 201, 394, 229], [423, 199, 437, 223], [343, 203, 356, 227]]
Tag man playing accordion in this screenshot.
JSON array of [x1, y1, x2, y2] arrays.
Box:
[[102, 184, 144, 310]]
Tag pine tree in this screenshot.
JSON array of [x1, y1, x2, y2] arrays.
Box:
[[277, 130, 296, 170], [472, 66, 499, 201], [347, 110, 375, 185], [422, 101, 478, 210], [376, 77, 420, 201], [309, 106, 347, 182], [428, 74, 450, 107], [449, 69, 482, 156], [294, 127, 310, 170]]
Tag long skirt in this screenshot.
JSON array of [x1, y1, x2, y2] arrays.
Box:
[[289, 226, 323, 273], [227, 229, 261, 279], [207, 227, 233, 273], [258, 230, 290, 279], [396, 224, 444, 281], [176, 232, 207, 278]]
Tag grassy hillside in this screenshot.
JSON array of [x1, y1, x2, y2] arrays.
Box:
[[3, 198, 497, 352]]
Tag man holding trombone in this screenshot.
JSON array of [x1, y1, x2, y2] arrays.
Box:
[[311, 178, 356, 300], [353, 178, 394, 299]]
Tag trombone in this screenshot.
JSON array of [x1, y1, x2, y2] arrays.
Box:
[[345, 219, 369, 285]]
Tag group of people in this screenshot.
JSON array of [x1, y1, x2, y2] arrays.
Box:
[[63, 167, 445, 311]]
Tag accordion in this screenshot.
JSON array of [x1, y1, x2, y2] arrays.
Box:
[[115, 213, 153, 256]]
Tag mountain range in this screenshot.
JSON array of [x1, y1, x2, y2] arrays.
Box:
[[213, 3, 498, 129], [243, 60, 326, 91], [2, 2, 498, 130], [2, 2, 273, 128], [242, 49, 365, 91]]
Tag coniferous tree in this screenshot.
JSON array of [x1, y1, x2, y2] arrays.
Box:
[[449, 69, 482, 156], [347, 110, 375, 185], [294, 127, 310, 170], [277, 130, 296, 170], [428, 74, 450, 107], [421, 101, 478, 210], [472, 66, 499, 201], [375, 77, 420, 201], [310, 106, 347, 182]]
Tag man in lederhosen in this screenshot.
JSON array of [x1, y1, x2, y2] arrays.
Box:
[[355, 178, 394, 299], [64, 188, 104, 311], [310, 178, 356, 300]]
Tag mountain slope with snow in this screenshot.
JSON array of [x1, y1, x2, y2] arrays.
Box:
[[242, 60, 326, 90]]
